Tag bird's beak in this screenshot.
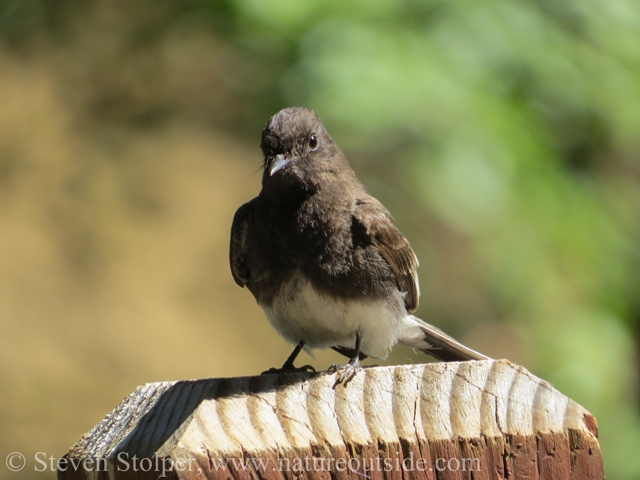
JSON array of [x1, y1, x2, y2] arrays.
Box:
[[269, 154, 297, 176]]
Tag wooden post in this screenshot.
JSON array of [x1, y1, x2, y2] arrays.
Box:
[[57, 360, 604, 480]]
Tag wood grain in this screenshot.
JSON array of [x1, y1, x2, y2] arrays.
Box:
[[57, 360, 604, 480]]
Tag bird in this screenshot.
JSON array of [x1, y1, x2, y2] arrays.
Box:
[[230, 107, 488, 382]]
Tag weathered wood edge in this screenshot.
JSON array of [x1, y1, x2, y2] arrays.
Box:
[[57, 360, 604, 480]]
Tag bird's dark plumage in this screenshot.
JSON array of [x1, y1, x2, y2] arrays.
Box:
[[230, 107, 488, 377]]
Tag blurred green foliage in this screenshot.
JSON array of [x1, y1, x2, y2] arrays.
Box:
[[2, 0, 640, 478]]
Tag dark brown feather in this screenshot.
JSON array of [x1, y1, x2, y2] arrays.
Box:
[[229, 199, 255, 287], [352, 197, 420, 312], [409, 316, 489, 361]]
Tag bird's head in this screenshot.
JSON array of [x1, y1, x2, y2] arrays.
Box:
[[260, 107, 347, 189]]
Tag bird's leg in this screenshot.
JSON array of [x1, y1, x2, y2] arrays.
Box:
[[261, 341, 315, 375], [332, 334, 362, 387]]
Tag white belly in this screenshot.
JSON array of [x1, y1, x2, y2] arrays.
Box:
[[261, 274, 406, 359]]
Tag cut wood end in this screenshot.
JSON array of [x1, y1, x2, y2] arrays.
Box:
[[59, 360, 604, 480]]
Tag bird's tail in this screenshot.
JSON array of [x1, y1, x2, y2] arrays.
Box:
[[399, 315, 489, 362]]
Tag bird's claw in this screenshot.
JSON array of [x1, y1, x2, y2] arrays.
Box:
[[330, 357, 361, 387]]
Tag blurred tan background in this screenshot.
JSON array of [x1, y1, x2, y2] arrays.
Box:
[[1, 1, 640, 479]]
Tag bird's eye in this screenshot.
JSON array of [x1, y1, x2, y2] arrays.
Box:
[[308, 135, 319, 151]]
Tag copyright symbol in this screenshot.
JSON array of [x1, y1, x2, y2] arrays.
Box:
[[6, 452, 26, 472]]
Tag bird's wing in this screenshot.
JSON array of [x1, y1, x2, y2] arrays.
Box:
[[352, 197, 420, 312], [229, 199, 255, 287]]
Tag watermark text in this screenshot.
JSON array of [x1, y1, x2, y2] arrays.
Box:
[[6, 451, 481, 477]]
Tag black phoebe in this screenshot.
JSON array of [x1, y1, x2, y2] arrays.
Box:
[[230, 107, 488, 381]]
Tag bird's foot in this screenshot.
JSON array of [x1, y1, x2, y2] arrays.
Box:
[[261, 363, 315, 375], [330, 356, 361, 387]]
